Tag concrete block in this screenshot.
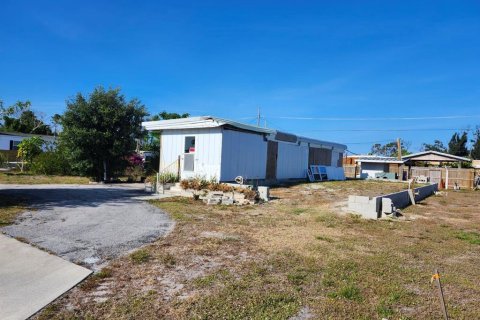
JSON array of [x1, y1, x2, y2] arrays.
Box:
[[347, 197, 379, 219], [257, 186, 270, 202], [206, 198, 221, 205], [222, 198, 234, 205], [381, 198, 394, 216], [210, 192, 223, 199]]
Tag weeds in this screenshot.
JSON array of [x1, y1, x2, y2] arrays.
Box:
[[292, 208, 307, 215], [130, 249, 151, 264], [159, 252, 176, 267], [455, 231, 480, 245], [328, 284, 362, 301], [315, 235, 334, 242], [96, 267, 113, 279]]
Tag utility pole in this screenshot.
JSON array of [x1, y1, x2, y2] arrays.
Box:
[[397, 138, 404, 180], [397, 138, 402, 160], [257, 107, 261, 127]]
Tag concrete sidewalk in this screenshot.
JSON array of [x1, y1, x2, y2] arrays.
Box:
[[0, 234, 92, 320]]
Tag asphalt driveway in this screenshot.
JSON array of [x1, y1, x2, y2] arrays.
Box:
[[0, 184, 174, 270]]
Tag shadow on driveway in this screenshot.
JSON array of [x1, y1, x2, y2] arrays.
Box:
[[0, 184, 174, 270], [0, 184, 146, 210]]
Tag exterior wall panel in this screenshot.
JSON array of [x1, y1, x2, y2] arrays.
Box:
[[360, 162, 388, 178], [276, 143, 309, 179], [160, 128, 222, 180], [220, 129, 267, 181]]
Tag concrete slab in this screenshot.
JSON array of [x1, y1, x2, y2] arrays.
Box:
[[0, 234, 92, 320]]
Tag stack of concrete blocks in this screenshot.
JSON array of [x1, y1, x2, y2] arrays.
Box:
[[347, 196, 381, 219], [348, 183, 438, 219], [205, 193, 223, 205]]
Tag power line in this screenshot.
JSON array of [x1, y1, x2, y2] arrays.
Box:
[[271, 115, 480, 121], [343, 139, 398, 145], [298, 128, 472, 133]]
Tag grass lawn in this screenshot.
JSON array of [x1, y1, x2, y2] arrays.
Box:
[[0, 172, 89, 184], [37, 180, 480, 319]]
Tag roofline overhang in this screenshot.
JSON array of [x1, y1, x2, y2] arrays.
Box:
[[142, 116, 347, 150]]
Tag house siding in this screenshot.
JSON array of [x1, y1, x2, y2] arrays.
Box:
[[276, 142, 309, 179], [220, 129, 267, 181], [0, 134, 56, 151], [160, 128, 222, 180]]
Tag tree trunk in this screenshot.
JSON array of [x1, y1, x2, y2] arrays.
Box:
[[103, 160, 107, 182]]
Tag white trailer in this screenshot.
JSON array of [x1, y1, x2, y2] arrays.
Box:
[[142, 116, 347, 182]]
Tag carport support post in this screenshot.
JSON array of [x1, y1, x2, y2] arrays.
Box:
[[177, 155, 181, 178], [445, 167, 449, 190]]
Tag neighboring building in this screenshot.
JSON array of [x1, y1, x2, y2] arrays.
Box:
[[345, 155, 404, 179], [345, 150, 474, 181], [472, 160, 480, 169], [402, 151, 471, 168], [0, 131, 56, 151], [142, 116, 347, 182]]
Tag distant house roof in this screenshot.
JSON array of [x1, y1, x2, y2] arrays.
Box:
[[402, 151, 470, 163], [142, 116, 347, 150], [0, 131, 56, 140], [353, 155, 405, 164]]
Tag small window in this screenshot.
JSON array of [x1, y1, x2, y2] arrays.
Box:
[[10, 140, 21, 151], [184, 136, 195, 153]]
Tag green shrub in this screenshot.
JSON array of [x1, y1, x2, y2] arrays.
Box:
[[0, 153, 6, 167], [30, 151, 71, 175], [158, 172, 179, 184]]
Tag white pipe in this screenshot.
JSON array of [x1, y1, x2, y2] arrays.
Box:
[[445, 166, 449, 190]]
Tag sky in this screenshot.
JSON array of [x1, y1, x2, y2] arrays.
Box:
[[1, 0, 480, 153]]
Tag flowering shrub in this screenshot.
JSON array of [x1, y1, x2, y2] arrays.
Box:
[[125, 153, 144, 182], [128, 153, 144, 166]]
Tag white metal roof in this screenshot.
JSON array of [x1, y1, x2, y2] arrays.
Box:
[[354, 156, 405, 164], [402, 150, 470, 162], [142, 116, 347, 150], [0, 131, 56, 141]]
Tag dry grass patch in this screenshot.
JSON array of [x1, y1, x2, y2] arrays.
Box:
[[36, 181, 480, 319], [0, 194, 27, 225], [0, 172, 89, 184]]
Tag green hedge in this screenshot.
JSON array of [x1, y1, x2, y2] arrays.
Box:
[[30, 151, 72, 175]]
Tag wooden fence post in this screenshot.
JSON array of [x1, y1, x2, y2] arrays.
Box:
[[177, 155, 181, 179]]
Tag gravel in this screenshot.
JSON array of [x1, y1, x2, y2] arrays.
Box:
[[0, 184, 174, 270]]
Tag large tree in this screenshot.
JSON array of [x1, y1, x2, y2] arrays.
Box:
[[150, 111, 190, 121], [370, 141, 410, 157], [60, 87, 147, 181], [471, 127, 480, 160], [142, 111, 190, 152], [448, 132, 469, 157], [1, 100, 52, 134], [421, 140, 447, 153]]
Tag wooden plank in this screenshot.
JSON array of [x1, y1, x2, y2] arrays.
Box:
[[337, 152, 344, 167], [265, 141, 278, 180], [308, 147, 332, 166]]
